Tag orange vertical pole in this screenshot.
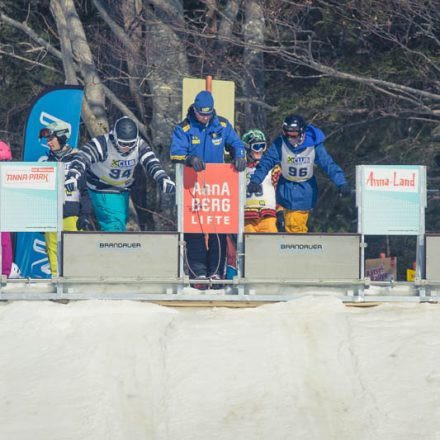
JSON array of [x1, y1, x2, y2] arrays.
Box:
[[205, 75, 213, 92]]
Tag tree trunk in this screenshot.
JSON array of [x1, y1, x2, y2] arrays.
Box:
[[144, 0, 190, 230], [50, 0, 77, 85], [242, 0, 266, 130], [210, 0, 241, 77], [59, 0, 108, 136], [145, 1, 189, 147], [121, 0, 146, 120]]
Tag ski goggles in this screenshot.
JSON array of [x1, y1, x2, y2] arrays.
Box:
[[284, 130, 305, 145], [284, 130, 301, 138], [249, 142, 267, 152], [39, 127, 69, 139], [116, 139, 137, 153], [39, 128, 55, 139]]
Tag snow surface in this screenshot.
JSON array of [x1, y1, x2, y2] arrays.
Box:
[[1, 296, 440, 440]]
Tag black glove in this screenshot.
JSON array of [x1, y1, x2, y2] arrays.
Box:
[[159, 176, 176, 194], [246, 181, 263, 197], [234, 157, 247, 172], [338, 184, 351, 198], [185, 155, 205, 172], [434, 154, 440, 168], [76, 216, 93, 231], [276, 210, 285, 232]]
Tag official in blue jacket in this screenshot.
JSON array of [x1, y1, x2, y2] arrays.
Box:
[[170, 91, 245, 166], [170, 91, 246, 288], [247, 114, 349, 233]]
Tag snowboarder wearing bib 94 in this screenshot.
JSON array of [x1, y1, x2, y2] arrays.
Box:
[[247, 114, 350, 233], [65, 116, 175, 232]]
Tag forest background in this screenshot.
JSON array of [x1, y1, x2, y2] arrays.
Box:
[[1, 0, 439, 279]]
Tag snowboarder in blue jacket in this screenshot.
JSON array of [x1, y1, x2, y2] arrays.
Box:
[[247, 114, 349, 233]]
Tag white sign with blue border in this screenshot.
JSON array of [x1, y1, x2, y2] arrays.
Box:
[[0, 162, 59, 232], [357, 165, 426, 235]]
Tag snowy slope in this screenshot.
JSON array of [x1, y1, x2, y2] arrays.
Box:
[[1, 297, 439, 440]]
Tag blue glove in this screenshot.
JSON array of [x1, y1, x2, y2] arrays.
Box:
[[185, 155, 205, 172], [246, 181, 263, 197], [276, 210, 285, 232], [159, 176, 176, 194], [338, 184, 351, 198], [234, 157, 246, 172], [65, 169, 81, 192]]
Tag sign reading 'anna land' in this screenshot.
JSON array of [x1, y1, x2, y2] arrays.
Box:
[[357, 165, 426, 235]]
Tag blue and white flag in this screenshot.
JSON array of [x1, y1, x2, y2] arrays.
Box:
[[15, 86, 84, 278]]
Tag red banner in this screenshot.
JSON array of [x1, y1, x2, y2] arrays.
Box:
[[183, 163, 239, 233]]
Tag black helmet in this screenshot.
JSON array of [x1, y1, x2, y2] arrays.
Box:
[[113, 117, 139, 154], [282, 114, 307, 146], [282, 114, 306, 136]]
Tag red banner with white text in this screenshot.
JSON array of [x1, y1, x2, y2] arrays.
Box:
[[183, 163, 239, 233]]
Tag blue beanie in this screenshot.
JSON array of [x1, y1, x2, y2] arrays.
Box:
[[194, 91, 214, 115]]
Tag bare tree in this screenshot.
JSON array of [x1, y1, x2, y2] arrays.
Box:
[[264, 0, 440, 127], [242, 0, 266, 129]]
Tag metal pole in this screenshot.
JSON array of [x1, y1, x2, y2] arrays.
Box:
[[360, 234, 365, 279], [416, 166, 427, 282], [416, 234, 425, 280], [356, 166, 365, 280], [56, 163, 64, 294], [237, 170, 245, 294], [176, 163, 185, 293]]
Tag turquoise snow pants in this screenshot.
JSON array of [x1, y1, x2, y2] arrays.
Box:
[[89, 190, 130, 232]]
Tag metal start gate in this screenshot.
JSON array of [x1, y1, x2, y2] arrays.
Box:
[[1, 163, 440, 304], [2, 230, 440, 304]]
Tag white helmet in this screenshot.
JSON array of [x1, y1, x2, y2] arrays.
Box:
[[39, 121, 71, 146]]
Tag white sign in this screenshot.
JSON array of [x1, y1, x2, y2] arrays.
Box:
[[0, 162, 60, 232], [1, 165, 56, 190], [357, 165, 426, 235]]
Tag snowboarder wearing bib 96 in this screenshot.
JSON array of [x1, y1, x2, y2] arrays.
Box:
[[247, 114, 350, 233]]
